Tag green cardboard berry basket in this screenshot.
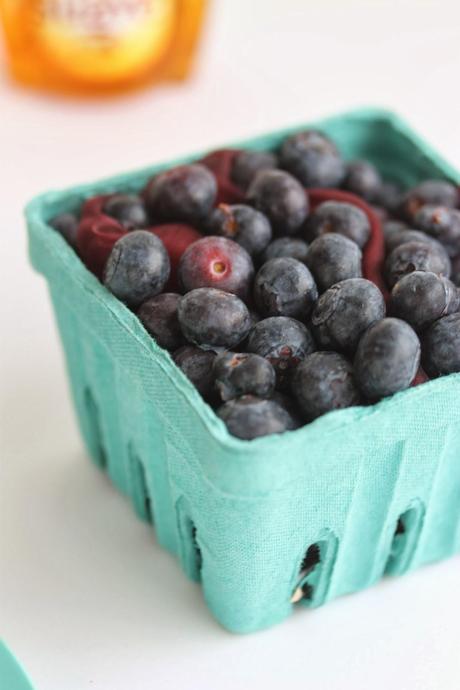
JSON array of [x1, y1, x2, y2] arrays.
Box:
[[26, 108, 460, 633]]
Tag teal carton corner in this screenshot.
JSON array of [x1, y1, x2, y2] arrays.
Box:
[[26, 109, 460, 633]]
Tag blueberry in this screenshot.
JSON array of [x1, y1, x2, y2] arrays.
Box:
[[246, 169, 309, 235], [291, 351, 361, 421], [261, 237, 309, 264], [254, 257, 317, 319], [246, 316, 315, 388], [413, 205, 460, 257], [354, 318, 421, 400], [137, 293, 185, 351], [103, 230, 170, 307], [173, 345, 217, 400], [279, 130, 345, 187], [385, 228, 446, 254], [390, 271, 459, 332], [49, 212, 79, 247], [451, 254, 460, 286], [178, 288, 251, 350], [178, 236, 254, 298], [306, 233, 362, 293], [231, 149, 278, 190], [217, 395, 296, 440], [422, 313, 460, 377], [343, 160, 382, 202], [375, 180, 404, 213], [145, 164, 217, 224], [400, 179, 459, 223], [213, 352, 276, 401], [304, 201, 371, 248], [312, 278, 385, 353], [383, 220, 409, 247], [269, 391, 303, 428], [206, 204, 272, 256], [384, 240, 451, 289], [103, 194, 148, 230]]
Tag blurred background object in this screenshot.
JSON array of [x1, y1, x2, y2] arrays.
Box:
[[0, 0, 207, 94]]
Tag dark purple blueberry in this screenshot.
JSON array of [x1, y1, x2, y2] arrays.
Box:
[[413, 205, 460, 257], [145, 164, 217, 224], [246, 169, 309, 235], [246, 316, 315, 388], [103, 230, 170, 307], [390, 271, 459, 332], [254, 257, 318, 319], [231, 149, 278, 190], [137, 293, 184, 351], [206, 204, 272, 256], [312, 278, 385, 353], [217, 395, 295, 440], [173, 345, 217, 400], [178, 288, 251, 350], [354, 318, 421, 400], [399, 179, 459, 223], [103, 194, 148, 230], [279, 130, 345, 187], [304, 201, 371, 248], [451, 254, 460, 286], [306, 233, 362, 293], [343, 160, 382, 202], [383, 220, 409, 247], [375, 181, 404, 213], [384, 240, 451, 289], [385, 228, 447, 255], [422, 313, 460, 377], [261, 237, 309, 264], [291, 351, 361, 421], [213, 352, 276, 401], [178, 236, 254, 299], [49, 212, 79, 247], [270, 392, 303, 429]]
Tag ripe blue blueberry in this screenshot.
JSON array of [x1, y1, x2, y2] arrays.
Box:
[[343, 160, 382, 202], [375, 181, 403, 213], [312, 278, 385, 353], [231, 149, 278, 190], [178, 236, 254, 298], [451, 254, 460, 287], [261, 237, 309, 264], [246, 316, 315, 388], [246, 169, 309, 235], [213, 352, 276, 401], [254, 257, 318, 319], [354, 318, 421, 400], [390, 271, 459, 332], [306, 233, 362, 293], [385, 228, 447, 255], [145, 164, 217, 224], [279, 130, 345, 187], [217, 395, 296, 440], [304, 201, 371, 248], [206, 204, 272, 256], [422, 313, 460, 377], [50, 212, 79, 247], [399, 179, 459, 223], [384, 240, 451, 289], [413, 205, 460, 257], [103, 194, 148, 230], [173, 345, 217, 400], [103, 230, 170, 307], [291, 351, 362, 421], [137, 293, 184, 351], [178, 288, 251, 350]]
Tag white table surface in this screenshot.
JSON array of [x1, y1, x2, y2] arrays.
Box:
[[1, 1, 460, 688]]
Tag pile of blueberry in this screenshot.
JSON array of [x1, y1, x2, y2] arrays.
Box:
[[50, 129, 460, 440]]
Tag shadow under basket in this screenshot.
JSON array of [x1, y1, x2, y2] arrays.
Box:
[[26, 108, 460, 633]]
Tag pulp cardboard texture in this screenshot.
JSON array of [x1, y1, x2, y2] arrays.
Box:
[[26, 109, 460, 633]]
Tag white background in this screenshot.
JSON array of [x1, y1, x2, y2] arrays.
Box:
[[1, 1, 460, 688]]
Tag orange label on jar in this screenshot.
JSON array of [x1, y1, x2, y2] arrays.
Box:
[[37, 0, 176, 83]]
